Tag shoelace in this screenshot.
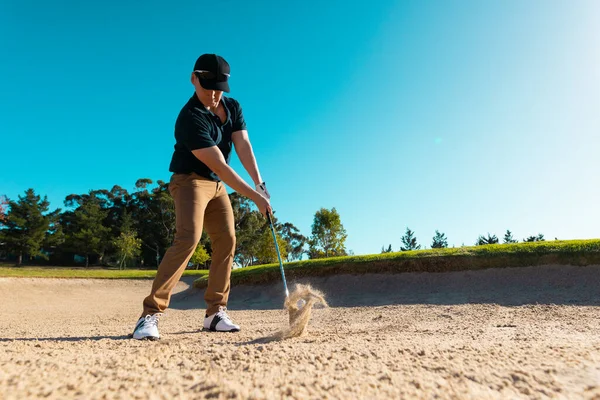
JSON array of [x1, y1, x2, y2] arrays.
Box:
[[215, 307, 233, 324], [145, 313, 162, 327]]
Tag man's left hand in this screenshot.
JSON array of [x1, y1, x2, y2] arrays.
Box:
[[256, 182, 271, 200]]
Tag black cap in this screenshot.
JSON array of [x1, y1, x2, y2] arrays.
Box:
[[193, 54, 231, 93]]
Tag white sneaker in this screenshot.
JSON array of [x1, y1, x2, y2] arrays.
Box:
[[203, 307, 240, 332], [132, 313, 162, 340]]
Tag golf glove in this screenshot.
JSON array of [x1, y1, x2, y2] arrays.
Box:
[[256, 182, 271, 200]]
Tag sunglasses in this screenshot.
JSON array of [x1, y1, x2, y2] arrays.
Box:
[[194, 70, 230, 80]]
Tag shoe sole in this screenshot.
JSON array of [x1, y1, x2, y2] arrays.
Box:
[[128, 333, 160, 341], [202, 328, 240, 333]]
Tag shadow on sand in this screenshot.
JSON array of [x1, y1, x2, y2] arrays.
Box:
[[0, 335, 131, 343], [236, 335, 281, 346], [170, 264, 600, 311]]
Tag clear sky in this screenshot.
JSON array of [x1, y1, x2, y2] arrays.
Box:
[[1, 0, 599, 254]]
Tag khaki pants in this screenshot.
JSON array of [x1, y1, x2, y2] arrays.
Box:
[[142, 173, 235, 317]]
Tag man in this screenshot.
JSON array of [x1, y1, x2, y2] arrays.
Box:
[[132, 54, 271, 340]]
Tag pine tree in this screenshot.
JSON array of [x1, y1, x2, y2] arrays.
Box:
[[431, 230, 448, 248], [503, 230, 518, 244], [68, 196, 111, 267], [0, 195, 8, 222], [476, 233, 499, 245], [43, 209, 64, 256], [400, 227, 421, 251], [523, 233, 545, 242], [381, 244, 393, 253], [1, 189, 54, 265]]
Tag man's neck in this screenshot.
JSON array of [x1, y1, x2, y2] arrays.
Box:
[[205, 103, 220, 113], [194, 91, 221, 112]]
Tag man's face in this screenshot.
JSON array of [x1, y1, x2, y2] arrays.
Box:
[[192, 73, 223, 108]]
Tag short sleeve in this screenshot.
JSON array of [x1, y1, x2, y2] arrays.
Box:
[[231, 99, 247, 132], [180, 111, 216, 151]]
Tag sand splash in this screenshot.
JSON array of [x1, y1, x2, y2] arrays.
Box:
[[279, 284, 328, 339]]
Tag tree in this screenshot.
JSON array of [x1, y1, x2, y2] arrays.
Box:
[[90, 185, 134, 246], [381, 244, 393, 253], [431, 230, 448, 249], [0, 189, 55, 265], [278, 222, 307, 261], [255, 229, 288, 265], [132, 179, 176, 267], [43, 209, 65, 259], [67, 195, 111, 267], [308, 207, 347, 259], [135, 178, 154, 190], [190, 243, 210, 270], [0, 195, 8, 222], [476, 233, 499, 245], [524, 233, 545, 242], [119, 210, 135, 235], [113, 231, 142, 269], [229, 193, 264, 267], [400, 227, 421, 251], [503, 230, 518, 244]]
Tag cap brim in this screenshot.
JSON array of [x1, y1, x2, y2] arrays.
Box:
[[200, 79, 230, 93]]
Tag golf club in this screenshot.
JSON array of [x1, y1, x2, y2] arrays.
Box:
[[267, 212, 289, 298]]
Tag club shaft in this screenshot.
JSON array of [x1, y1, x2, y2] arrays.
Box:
[[267, 213, 289, 297]]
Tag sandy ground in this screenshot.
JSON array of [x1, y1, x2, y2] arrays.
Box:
[[1, 264, 600, 399]]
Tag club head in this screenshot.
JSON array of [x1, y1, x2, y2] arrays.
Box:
[[297, 299, 307, 310]]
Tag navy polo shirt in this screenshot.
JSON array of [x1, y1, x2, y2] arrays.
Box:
[[168, 93, 247, 181]]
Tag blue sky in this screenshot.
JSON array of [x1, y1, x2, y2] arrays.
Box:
[[1, 0, 598, 254]]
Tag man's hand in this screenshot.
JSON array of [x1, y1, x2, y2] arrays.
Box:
[[255, 182, 271, 200], [192, 146, 270, 216], [251, 192, 271, 218]]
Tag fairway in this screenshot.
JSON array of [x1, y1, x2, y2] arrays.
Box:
[[1, 264, 600, 399], [0, 267, 208, 280]]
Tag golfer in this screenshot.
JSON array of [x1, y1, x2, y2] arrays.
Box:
[[133, 54, 271, 340]]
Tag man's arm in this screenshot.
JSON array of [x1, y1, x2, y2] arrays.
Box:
[[232, 130, 263, 186], [192, 146, 271, 216]]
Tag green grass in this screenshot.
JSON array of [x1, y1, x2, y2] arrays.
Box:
[[3, 239, 598, 284], [193, 239, 600, 288], [0, 267, 209, 279]]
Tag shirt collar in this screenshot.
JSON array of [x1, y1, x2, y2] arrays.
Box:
[[190, 92, 209, 114], [190, 92, 231, 124]]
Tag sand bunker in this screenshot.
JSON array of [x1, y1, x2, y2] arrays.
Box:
[[2, 265, 600, 399]]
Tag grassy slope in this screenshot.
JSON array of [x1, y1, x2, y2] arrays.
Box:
[[193, 239, 600, 288], [2, 240, 598, 283], [0, 267, 208, 279]]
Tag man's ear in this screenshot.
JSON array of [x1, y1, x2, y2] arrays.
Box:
[[190, 72, 196, 85]]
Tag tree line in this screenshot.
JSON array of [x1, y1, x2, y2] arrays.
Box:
[[382, 228, 548, 253], [0, 181, 349, 268]]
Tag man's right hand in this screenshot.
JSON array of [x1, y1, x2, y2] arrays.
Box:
[[191, 146, 272, 217], [252, 192, 272, 218], [252, 192, 273, 218]]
